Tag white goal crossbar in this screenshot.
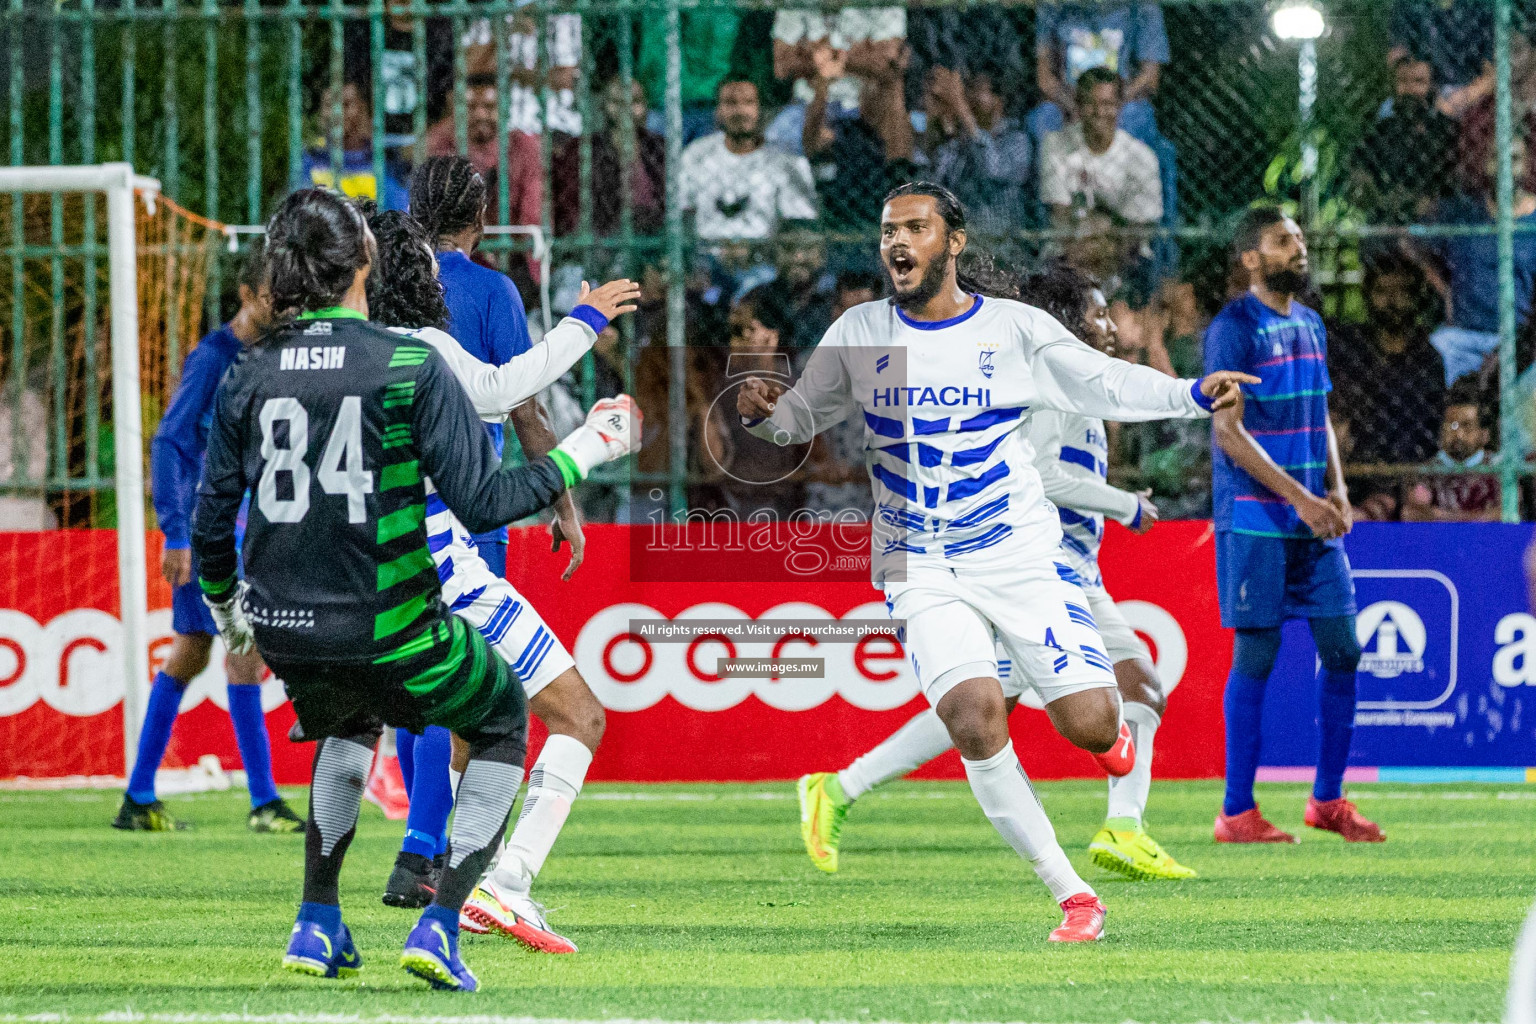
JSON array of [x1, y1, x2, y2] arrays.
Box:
[[0, 163, 161, 774]]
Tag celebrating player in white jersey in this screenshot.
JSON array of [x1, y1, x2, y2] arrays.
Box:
[[737, 183, 1254, 941], [795, 262, 1197, 886], [364, 208, 640, 954]]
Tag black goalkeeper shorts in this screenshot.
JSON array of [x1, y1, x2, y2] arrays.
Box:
[[268, 615, 527, 753]]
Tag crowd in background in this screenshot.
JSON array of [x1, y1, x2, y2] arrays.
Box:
[[276, 0, 1533, 523]]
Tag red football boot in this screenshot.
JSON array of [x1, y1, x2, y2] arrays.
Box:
[[363, 752, 410, 821], [1048, 893, 1107, 942], [1092, 722, 1136, 778], [1213, 806, 1297, 843], [1305, 796, 1385, 842]]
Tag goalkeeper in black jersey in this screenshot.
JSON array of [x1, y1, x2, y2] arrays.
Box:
[[191, 189, 640, 992]]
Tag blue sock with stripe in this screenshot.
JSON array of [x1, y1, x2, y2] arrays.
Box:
[[1313, 669, 1357, 802], [126, 671, 185, 804], [228, 683, 279, 808], [1221, 669, 1269, 817], [401, 726, 453, 858]]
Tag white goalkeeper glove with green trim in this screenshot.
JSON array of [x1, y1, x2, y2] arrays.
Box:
[[203, 581, 256, 656], [551, 395, 643, 483]]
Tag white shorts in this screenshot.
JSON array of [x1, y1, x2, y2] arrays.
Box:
[[883, 556, 1118, 710], [447, 557, 575, 702], [1000, 582, 1150, 708]]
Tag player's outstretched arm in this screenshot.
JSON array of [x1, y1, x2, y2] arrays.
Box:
[[1032, 334, 1258, 422], [414, 281, 641, 419], [414, 353, 642, 534], [190, 380, 256, 654]]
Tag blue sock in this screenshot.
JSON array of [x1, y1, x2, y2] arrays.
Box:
[[1314, 669, 1357, 802], [298, 900, 343, 931], [396, 727, 417, 794], [400, 726, 453, 858], [126, 671, 186, 804], [435, 831, 449, 857], [420, 902, 459, 936], [1222, 669, 1269, 817], [228, 683, 279, 808]]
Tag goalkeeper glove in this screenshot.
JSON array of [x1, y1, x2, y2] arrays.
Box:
[[203, 582, 256, 656], [552, 395, 643, 482]]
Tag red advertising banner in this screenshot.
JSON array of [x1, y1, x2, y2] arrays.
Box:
[[0, 522, 1230, 783]]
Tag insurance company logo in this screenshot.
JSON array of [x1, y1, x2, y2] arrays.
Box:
[[0, 608, 285, 717], [573, 600, 1188, 714], [1351, 569, 1458, 712], [1356, 601, 1427, 679]]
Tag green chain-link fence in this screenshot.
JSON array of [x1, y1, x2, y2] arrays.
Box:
[[2, 0, 1531, 525]]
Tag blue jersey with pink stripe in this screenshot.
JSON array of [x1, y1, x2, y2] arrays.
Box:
[[1205, 293, 1331, 539]]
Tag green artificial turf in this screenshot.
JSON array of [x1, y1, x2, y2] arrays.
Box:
[[1, 780, 1530, 1022]]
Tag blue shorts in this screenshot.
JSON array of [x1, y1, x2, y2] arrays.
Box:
[[1216, 531, 1357, 630], [471, 534, 507, 578], [172, 578, 218, 635]]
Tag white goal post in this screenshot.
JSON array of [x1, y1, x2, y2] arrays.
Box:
[[0, 162, 161, 774]]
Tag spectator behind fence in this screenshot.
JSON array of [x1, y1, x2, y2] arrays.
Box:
[[681, 79, 818, 242], [1329, 254, 1447, 465], [638, 7, 742, 144], [294, 83, 410, 210], [695, 294, 807, 520], [1457, 32, 1536, 195], [461, 8, 583, 136], [926, 66, 1032, 241], [1400, 380, 1502, 522], [1387, 0, 1494, 120], [802, 46, 915, 233], [342, 3, 454, 148], [1419, 137, 1536, 385], [1042, 69, 1161, 304], [906, 5, 1028, 122], [1348, 56, 1458, 225], [422, 75, 542, 230], [767, 3, 907, 155], [1042, 70, 1161, 229], [745, 224, 835, 351], [1032, 1, 1167, 147], [554, 79, 666, 238]]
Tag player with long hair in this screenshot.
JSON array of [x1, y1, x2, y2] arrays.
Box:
[[364, 205, 640, 951], [737, 182, 1254, 940], [796, 262, 1197, 883], [192, 188, 638, 990]]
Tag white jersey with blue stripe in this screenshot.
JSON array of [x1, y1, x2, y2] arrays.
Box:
[[745, 295, 1205, 580], [1026, 409, 1140, 588]]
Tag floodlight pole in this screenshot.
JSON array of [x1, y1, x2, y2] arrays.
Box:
[[1298, 37, 1319, 226]]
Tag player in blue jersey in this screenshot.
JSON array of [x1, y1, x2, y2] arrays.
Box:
[[117, 240, 303, 833], [1205, 206, 1384, 844]]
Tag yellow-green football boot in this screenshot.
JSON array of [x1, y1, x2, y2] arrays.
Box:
[[1089, 822, 1198, 881], [797, 772, 850, 873]]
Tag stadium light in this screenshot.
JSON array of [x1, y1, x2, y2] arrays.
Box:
[[1271, 1, 1325, 42]]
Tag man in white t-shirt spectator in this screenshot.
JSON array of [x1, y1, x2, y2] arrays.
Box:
[[680, 78, 818, 242], [1041, 68, 1161, 229], [766, 5, 907, 155]]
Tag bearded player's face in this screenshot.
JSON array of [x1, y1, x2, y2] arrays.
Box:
[[880, 195, 960, 310]]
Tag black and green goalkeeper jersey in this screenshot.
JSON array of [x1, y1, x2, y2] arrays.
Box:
[[191, 308, 577, 666]]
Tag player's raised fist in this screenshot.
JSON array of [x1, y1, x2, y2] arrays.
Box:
[[554, 395, 644, 481], [737, 377, 786, 421], [1199, 371, 1261, 412], [577, 279, 642, 321]]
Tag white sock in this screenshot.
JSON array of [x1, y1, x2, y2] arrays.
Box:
[[838, 710, 954, 801], [1106, 701, 1160, 827], [962, 740, 1093, 904], [449, 767, 463, 799], [491, 734, 592, 894]]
